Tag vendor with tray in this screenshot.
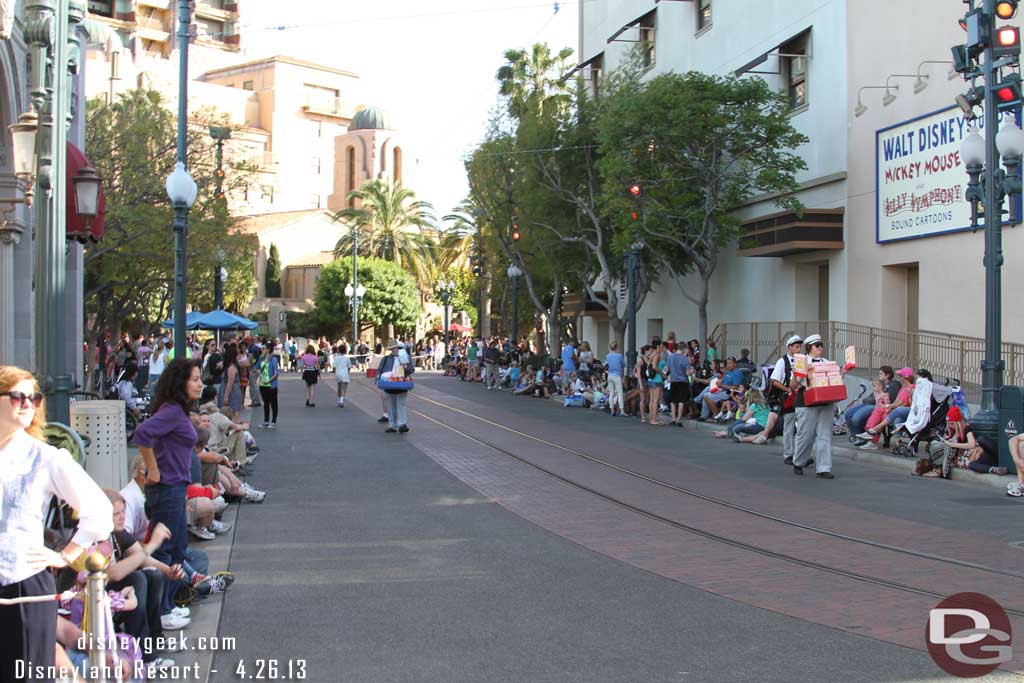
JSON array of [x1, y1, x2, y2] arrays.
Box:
[[376, 340, 415, 434], [788, 334, 851, 479]]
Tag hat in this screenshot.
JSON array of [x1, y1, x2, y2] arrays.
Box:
[[786, 335, 803, 346], [387, 340, 400, 350], [804, 334, 823, 347], [946, 406, 963, 422], [897, 367, 914, 378]]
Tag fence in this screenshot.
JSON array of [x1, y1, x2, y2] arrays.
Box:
[[709, 320, 1024, 402]]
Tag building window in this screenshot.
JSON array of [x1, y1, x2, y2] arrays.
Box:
[[697, 0, 712, 31], [393, 147, 402, 183], [346, 146, 356, 207], [589, 54, 604, 98], [242, 80, 254, 91], [782, 31, 810, 110], [197, 17, 225, 41], [88, 0, 114, 17], [639, 12, 655, 69]]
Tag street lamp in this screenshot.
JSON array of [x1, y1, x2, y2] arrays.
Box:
[[625, 239, 644, 370], [506, 263, 522, 347], [214, 249, 226, 311], [437, 279, 456, 353], [166, 161, 197, 354], [345, 281, 366, 341]]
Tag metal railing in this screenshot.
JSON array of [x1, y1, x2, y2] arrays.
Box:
[[709, 320, 1024, 402]]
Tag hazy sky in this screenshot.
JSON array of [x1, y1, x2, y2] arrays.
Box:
[[239, 0, 579, 220]]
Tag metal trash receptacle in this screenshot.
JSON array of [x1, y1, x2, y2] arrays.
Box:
[[998, 386, 1022, 475], [71, 400, 128, 490]]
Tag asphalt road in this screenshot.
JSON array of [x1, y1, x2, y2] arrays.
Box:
[[210, 372, 1022, 682]]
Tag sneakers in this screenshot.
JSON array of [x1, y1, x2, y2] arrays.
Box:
[[855, 431, 875, 440], [244, 451, 259, 465], [731, 432, 742, 443], [241, 482, 266, 503], [859, 442, 879, 450], [198, 574, 232, 594], [398, 425, 409, 433], [337, 398, 344, 407], [378, 415, 389, 423], [1007, 482, 1024, 497], [188, 525, 216, 541], [209, 519, 232, 535], [171, 606, 190, 619], [145, 657, 176, 675], [266, 423, 277, 430], [160, 613, 190, 630], [259, 422, 269, 428], [752, 434, 768, 445]]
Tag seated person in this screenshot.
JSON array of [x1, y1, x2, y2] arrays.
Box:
[[190, 412, 266, 503], [713, 390, 772, 442], [201, 403, 251, 465], [187, 425, 232, 540], [622, 376, 641, 416], [116, 362, 142, 418], [701, 357, 744, 420], [939, 407, 1008, 476]]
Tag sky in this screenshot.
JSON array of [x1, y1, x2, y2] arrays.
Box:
[[238, 0, 580, 220]]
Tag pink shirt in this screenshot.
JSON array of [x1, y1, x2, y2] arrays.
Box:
[[301, 353, 318, 368]]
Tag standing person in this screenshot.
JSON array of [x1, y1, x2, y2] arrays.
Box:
[[0, 366, 114, 683], [377, 340, 415, 433], [237, 340, 252, 407], [605, 341, 626, 417], [561, 339, 577, 395], [769, 335, 802, 465], [201, 340, 222, 403], [578, 342, 594, 382], [333, 344, 352, 407], [132, 358, 202, 620], [256, 345, 280, 428], [667, 343, 691, 427], [220, 345, 243, 414], [246, 338, 263, 407], [136, 336, 153, 393], [483, 340, 501, 389], [300, 344, 320, 407], [634, 345, 651, 423], [645, 345, 668, 426], [705, 338, 719, 368], [466, 340, 479, 382], [790, 334, 839, 478], [149, 338, 167, 390]]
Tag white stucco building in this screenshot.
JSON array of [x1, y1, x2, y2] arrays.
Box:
[[576, 0, 1024, 374]]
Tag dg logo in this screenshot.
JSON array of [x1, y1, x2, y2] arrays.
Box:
[[926, 592, 1013, 678]]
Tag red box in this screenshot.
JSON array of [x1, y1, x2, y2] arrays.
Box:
[[804, 384, 846, 406], [366, 368, 377, 378]]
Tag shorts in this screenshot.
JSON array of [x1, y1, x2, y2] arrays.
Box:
[[302, 369, 319, 385], [646, 380, 663, 390], [668, 382, 691, 404], [187, 498, 200, 525], [336, 379, 349, 391]]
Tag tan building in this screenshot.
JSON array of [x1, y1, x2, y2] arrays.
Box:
[[327, 106, 410, 210]]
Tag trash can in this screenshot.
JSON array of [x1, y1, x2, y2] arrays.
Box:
[[998, 386, 1022, 475], [71, 400, 128, 490]]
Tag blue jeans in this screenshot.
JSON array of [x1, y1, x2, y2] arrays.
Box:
[[145, 482, 187, 614], [887, 406, 911, 428], [845, 404, 873, 436], [727, 420, 764, 436]]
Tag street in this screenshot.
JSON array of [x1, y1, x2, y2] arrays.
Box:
[[209, 373, 1024, 682]]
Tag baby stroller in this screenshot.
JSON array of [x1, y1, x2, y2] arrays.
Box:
[[890, 376, 958, 457]]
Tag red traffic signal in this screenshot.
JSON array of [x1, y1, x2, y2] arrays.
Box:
[[995, 25, 1021, 57], [511, 226, 521, 242], [996, 0, 1018, 20], [994, 74, 1023, 109], [628, 183, 642, 197], [630, 211, 639, 221]]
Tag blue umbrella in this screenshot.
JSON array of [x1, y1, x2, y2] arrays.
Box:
[[161, 311, 201, 330], [193, 309, 258, 331]]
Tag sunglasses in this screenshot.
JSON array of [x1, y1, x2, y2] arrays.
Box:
[[7, 391, 43, 409], [811, 342, 823, 348]]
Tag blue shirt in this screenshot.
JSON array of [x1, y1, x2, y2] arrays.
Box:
[[605, 352, 625, 377], [561, 344, 576, 372], [722, 369, 745, 387], [667, 352, 691, 382]]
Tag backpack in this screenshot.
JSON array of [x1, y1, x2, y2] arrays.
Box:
[[201, 354, 214, 385]]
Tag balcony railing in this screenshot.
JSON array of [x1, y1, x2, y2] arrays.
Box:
[[302, 95, 349, 118]]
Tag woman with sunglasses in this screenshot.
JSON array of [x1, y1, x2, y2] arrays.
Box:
[[0, 365, 113, 682], [789, 334, 838, 479]]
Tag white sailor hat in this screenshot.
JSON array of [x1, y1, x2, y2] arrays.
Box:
[[804, 334, 823, 347], [786, 335, 803, 346]]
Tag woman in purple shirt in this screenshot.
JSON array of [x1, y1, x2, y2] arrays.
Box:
[[133, 358, 201, 614]]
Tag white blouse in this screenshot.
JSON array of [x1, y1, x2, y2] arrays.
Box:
[[0, 430, 113, 585]]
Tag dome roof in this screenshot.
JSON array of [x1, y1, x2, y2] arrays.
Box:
[[349, 106, 389, 131]]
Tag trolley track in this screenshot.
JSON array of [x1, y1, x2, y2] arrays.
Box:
[[401, 388, 1024, 616]]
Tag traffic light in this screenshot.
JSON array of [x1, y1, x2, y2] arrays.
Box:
[[511, 225, 521, 242], [996, 0, 1018, 20], [994, 25, 1021, 58], [628, 182, 642, 198], [994, 73, 1023, 110], [630, 211, 639, 221]]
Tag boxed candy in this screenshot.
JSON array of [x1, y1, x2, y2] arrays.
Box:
[[793, 354, 808, 379], [804, 384, 847, 405], [828, 375, 844, 386], [844, 345, 857, 372]]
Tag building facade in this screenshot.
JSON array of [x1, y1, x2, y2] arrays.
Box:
[[576, 0, 1024, 355]]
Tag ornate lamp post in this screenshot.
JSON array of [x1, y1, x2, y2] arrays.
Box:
[[437, 279, 456, 351], [344, 282, 366, 341], [166, 162, 197, 354], [506, 263, 521, 346], [214, 249, 226, 311]]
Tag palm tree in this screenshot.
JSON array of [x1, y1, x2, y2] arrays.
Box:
[[439, 200, 481, 271], [496, 43, 575, 120], [332, 179, 438, 289]]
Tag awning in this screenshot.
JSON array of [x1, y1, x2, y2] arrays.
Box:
[[66, 142, 105, 243], [435, 323, 473, 332]]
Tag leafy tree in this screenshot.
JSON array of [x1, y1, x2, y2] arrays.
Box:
[[314, 257, 419, 337], [597, 72, 808, 346], [331, 179, 437, 291], [84, 88, 257, 338], [496, 43, 575, 122], [265, 243, 282, 297]]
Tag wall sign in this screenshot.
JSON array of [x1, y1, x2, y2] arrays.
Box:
[[876, 105, 1015, 244]]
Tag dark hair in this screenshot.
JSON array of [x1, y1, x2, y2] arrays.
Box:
[[203, 339, 216, 354], [338, 344, 348, 355], [740, 348, 750, 357], [200, 385, 217, 404], [151, 358, 201, 414], [879, 365, 895, 381], [916, 369, 933, 381], [222, 345, 239, 370], [123, 362, 139, 379]]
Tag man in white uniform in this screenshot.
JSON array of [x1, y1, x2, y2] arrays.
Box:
[[770, 335, 802, 466]]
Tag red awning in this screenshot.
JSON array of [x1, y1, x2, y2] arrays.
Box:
[[66, 142, 105, 242]]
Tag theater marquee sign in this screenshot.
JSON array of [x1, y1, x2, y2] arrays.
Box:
[[875, 106, 1014, 244]]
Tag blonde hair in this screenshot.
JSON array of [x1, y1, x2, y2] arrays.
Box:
[[746, 389, 766, 406], [0, 365, 46, 440]]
